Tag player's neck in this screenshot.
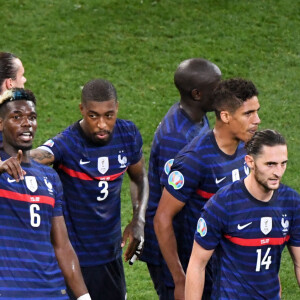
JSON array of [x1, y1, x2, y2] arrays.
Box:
[[213, 125, 240, 155], [3, 145, 30, 163], [244, 175, 274, 202], [179, 101, 205, 123]]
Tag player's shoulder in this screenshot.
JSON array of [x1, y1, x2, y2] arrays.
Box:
[[30, 159, 56, 173], [156, 103, 185, 134], [214, 180, 243, 202], [50, 121, 80, 142], [115, 118, 139, 132], [29, 159, 60, 181], [180, 130, 212, 153], [278, 183, 300, 200]]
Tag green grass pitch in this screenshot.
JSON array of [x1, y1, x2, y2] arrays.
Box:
[[2, 0, 300, 298]]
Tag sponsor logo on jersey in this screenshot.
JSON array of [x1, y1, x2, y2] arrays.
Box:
[[197, 218, 207, 237], [164, 159, 174, 175], [260, 217, 272, 235], [281, 214, 289, 233], [7, 177, 16, 183], [118, 151, 127, 168], [168, 171, 184, 190], [80, 159, 90, 165], [237, 222, 252, 230], [25, 176, 38, 193], [215, 176, 226, 184], [44, 139, 54, 147], [98, 157, 109, 174], [44, 177, 53, 193]]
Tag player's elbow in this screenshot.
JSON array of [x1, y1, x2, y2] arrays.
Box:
[[154, 210, 170, 238]]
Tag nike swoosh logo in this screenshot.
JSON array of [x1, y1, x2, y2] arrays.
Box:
[[215, 177, 226, 184], [80, 159, 90, 165], [7, 178, 16, 183], [237, 222, 252, 230]]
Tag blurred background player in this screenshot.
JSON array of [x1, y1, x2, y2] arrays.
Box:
[[140, 58, 221, 299], [0, 88, 90, 299], [30, 79, 148, 300], [186, 129, 300, 299], [154, 78, 261, 299], [0, 52, 26, 146]]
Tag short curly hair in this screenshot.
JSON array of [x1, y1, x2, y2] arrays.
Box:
[[212, 78, 258, 119]]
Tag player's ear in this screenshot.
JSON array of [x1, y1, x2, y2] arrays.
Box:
[[191, 89, 202, 101], [79, 103, 84, 116], [0, 118, 3, 131], [245, 154, 254, 169], [5, 78, 13, 90], [220, 110, 230, 124], [115, 100, 119, 113]]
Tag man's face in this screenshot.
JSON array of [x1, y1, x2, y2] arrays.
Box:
[[79, 99, 118, 145], [0, 100, 37, 152], [228, 96, 261, 142], [11, 58, 26, 89], [251, 145, 288, 192]]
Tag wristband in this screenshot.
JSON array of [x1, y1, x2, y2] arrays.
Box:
[[77, 293, 91, 300], [129, 236, 144, 265]]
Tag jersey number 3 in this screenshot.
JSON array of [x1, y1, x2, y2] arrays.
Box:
[[97, 181, 109, 201], [256, 247, 272, 271]]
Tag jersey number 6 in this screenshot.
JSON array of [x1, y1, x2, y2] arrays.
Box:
[[30, 204, 41, 227]]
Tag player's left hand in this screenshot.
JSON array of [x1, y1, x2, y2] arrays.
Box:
[[121, 220, 144, 263]]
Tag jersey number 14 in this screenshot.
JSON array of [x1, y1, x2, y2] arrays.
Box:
[[256, 247, 272, 272]]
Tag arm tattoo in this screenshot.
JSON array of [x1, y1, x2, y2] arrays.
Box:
[[30, 150, 54, 165]]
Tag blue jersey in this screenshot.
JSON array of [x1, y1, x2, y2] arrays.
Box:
[[164, 130, 249, 287], [40, 120, 143, 266], [195, 180, 300, 300], [141, 102, 210, 264], [0, 151, 68, 299]]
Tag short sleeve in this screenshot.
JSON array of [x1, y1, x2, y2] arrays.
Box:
[[130, 126, 143, 165], [287, 192, 300, 247], [194, 192, 227, 250], [163, 143, 205, 204], [51, 171, 64, 217]]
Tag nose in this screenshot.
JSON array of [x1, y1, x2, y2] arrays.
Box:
[[21, 116, 31, 127], [253, 112, 261, 125], [274, 164, 286, 178], [97, 117, 107, 129]]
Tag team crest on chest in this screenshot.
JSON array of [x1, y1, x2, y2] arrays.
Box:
[[25, 176, 38, 193], [98, 157, 109, 174], [281, 214, 289, 234], [118, 150, 127, 168], [260, 217, 272, 235], [44, 177, 53, 193]]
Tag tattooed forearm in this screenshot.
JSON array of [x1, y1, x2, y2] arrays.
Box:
[[29, 149, 54, 166]]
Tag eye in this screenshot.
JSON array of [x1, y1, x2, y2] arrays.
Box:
[[88, 113, 97, 119], [13, 115, 20, 120]]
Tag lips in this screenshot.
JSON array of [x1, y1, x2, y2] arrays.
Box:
[[269, 178, 280, 185], [249, 127, 258, 134], [19, 131, 33, 142], [95, 131, 110, 140]]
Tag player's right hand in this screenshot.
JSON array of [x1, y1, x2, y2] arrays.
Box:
[[0, 150, 26, 181], [174, 275, 185, 300]]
